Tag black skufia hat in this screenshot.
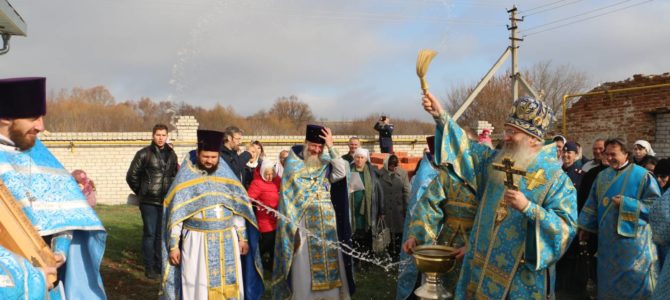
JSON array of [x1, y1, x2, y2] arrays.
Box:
[[0, 77, 46, 119], [197, 129, 224, 152], [305, 124, 325, 144]]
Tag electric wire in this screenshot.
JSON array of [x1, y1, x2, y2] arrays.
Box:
[[522, 0, 635, 32], [523, 0, 585, 17], [522, 0, 579, 13], [523, 0, 653, 37]]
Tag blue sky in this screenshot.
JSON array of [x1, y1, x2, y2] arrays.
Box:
[[2, 0, 667, 121]]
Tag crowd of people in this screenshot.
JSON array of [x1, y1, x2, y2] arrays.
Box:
[[2, 76, 670, 300]]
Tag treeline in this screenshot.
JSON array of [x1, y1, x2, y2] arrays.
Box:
[[45, 89, 433, 135]]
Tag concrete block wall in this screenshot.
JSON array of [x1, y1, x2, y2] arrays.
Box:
[[41, 116, 429, 204], [655, 112, 670, 158]]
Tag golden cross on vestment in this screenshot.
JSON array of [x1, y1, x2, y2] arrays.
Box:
[[492, 158, 527, 191], [525, 170, 546, 190]]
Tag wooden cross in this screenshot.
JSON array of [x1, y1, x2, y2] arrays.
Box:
[[492, 158, 527, 191]]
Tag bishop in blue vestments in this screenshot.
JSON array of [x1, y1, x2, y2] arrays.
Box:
[[420, 92, 577, 299]]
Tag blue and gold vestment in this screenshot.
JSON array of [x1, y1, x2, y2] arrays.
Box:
[[433, 112, 577, 299], [579, 163, 661, 299], [396, 154, 440, 300], [0, 245, 48, 300], [651, 189, 670, 300], [271, 145, 354, 300], [0, 140, 106, 300], [160, 151, 263, 300]]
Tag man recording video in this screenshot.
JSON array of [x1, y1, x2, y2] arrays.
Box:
[[374, 115, 394, 153]]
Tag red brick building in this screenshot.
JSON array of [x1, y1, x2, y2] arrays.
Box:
[[566, 73, 670, 158]]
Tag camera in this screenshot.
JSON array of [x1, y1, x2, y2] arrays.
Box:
[[381, 115, 387, 121]]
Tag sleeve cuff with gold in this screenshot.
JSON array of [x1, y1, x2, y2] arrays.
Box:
[[169, 235, 180, 250], [236, 226, 248, 242], [328, 146, 340, 158], [521, 201, 537, 220]]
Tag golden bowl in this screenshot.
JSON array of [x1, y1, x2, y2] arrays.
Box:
[[412, 244, 458, 274]]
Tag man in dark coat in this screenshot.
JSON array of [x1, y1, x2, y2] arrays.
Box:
[[374, 116, 394, 153], [126, 123, 179, 279], [220, 126, 252, 184]]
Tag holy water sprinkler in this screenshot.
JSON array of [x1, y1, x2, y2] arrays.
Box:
[[416, 49, 438, 95]]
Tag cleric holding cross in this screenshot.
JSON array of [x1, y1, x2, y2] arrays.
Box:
[[0, 77, 107, 299], [421, 92, 577, 299]]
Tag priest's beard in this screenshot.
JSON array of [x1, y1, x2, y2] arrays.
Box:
[[9, 123, 39, 151], [490, 137, 538, 186], [303, 149, 324, 172], [196, 160, 219, 175]]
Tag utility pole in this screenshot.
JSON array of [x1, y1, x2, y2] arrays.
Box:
[[507, 6, 523, 101]]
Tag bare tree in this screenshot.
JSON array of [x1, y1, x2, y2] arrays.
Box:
[[268, 96, 315, 131], [445, 61, 590, 132]]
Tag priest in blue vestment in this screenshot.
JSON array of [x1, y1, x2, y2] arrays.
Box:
[[420, 92, 577, 299], [0, 77, 107, 299], [271, 124, 354, 300], [579, 138, 661, 299], [160, 130, 263, 300], [396, 146, 440, 300]]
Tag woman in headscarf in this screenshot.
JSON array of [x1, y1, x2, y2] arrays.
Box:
[[348, 148, 384, 258], [247, 159, 280, 271], [633, 140, 656, 165], [71, 169, 97, 207], [378, 154, 410, 258]]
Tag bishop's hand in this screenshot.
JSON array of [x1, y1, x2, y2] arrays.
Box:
[[239, 241, 249, 255], [402, 237, 417, 254], [504, 189, 530, 211], [421, 91, 444, 118], [169, 249, 181, 266]]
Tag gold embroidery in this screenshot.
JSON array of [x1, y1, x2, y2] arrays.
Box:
[[525, 170, 546, 190]]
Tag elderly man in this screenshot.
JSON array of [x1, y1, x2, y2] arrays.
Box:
[[342, 136, 361, 163], [421, 92, 577, 299], [272, 125, 354, 300], [160, 130, 263, 300], [578, 138, 661, 299], [0, 77, 106, 299], [348, 148, 383, 257], [581, 138, 606, 172]]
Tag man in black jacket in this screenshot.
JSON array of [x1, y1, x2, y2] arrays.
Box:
[[220, 126, 252, 184], [126, 124, 178, 279]]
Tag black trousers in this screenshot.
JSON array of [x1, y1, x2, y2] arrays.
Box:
[[260, 231, 276, 271], [139, 203, 163, 273]]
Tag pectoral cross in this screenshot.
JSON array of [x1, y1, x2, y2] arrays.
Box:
[[491, 158, 527, 225], [492, 158, 527, 191]]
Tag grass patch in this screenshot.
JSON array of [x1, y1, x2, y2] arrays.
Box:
[[96, 204, 398, 299]]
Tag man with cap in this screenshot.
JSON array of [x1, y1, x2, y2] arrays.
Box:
[[160, 129, 263, 300], [421, 92, 577, 299], [271, 124, 354, 300], [578, 138, 661, 299], [0, 77, 107, 299]]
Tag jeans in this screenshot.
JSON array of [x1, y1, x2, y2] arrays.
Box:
[[139, 203, 163, 273]]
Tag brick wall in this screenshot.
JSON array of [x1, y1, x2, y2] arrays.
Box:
[[41, 116, 430, 204], [566, 73, 670, 157]]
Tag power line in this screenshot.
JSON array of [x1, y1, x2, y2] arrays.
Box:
[[522, 0, 577, 13], [522, 0, 635, 32], [523, 0, 653, 37], [523, 0, 585, 17]]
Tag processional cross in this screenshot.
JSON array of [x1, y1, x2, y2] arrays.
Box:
[[491, 158, 527, 225]]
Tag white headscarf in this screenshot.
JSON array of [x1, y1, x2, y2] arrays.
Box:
[[353, 148, 370, 161], [634, 140, 656, 156], [259, 159, 276, 181]]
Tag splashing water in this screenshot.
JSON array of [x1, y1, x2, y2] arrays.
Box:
[[248, 197, 405, 272]]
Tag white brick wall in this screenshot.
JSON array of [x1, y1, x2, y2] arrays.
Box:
[[40, 116, 430, 204]]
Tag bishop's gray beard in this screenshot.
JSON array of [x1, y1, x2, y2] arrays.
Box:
[[303, 148, 324, 172], [490, 138, 538, 187]]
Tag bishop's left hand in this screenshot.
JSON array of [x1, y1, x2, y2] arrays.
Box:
[[239, 241, 249, 255], [504, 189, 530, 211], [612, 195, 622, 207]]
